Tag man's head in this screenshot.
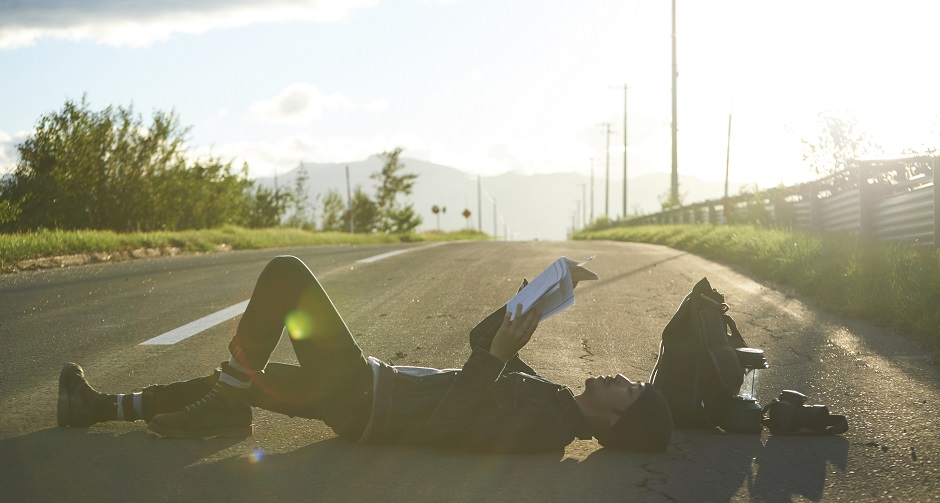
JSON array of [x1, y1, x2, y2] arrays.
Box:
[[575, 374, 673, 452]]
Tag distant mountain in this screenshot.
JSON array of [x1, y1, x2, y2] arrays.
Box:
[[254, 156, 743, 241]]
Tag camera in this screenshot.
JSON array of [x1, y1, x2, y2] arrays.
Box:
[[763, 390, 848, 435]]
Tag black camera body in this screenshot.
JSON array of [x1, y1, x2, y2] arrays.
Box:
[[763, 390, 848, 435]]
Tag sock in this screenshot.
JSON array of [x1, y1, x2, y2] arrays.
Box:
[[219, 357, 253, 389], [116, 392, 144, 421], [96, 392, 144, 422]]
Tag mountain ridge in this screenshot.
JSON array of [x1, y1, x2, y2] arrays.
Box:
[[254, 156, 744, 241]]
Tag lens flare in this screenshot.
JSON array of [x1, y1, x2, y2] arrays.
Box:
[[285, 310, 314, 340], [247, 448, 264, 464]]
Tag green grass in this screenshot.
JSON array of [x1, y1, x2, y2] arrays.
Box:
[[575, 224, 940, 357], [0, 225, 489, 273]]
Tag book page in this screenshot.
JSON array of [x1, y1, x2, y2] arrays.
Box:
[[532, 279, 574, 320], [505, 257, 574, 321]]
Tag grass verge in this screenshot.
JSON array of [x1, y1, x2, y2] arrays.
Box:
[[575, 224, 940, 357], [0, 225, 489, 274]]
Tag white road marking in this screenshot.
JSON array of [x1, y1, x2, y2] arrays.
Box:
[[141, 242, 453, 345], [140, 300, 250, 345], [355, 242, 448, 264]]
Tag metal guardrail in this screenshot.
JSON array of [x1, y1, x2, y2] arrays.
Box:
[[621, 156, 938, 247]]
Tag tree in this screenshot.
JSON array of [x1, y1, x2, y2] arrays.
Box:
[[370, 147, 422, 233], [0, 97, 286, 232], [350, 186, 379, 233], [285, 164, 316, 230], [0, 197, 21, 226], [320, 188, 347, 231], [801, 110, 882, 174], [243, 182, 288, 228], [1, 97, 190, 231]]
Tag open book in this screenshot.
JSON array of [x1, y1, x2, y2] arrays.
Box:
[[506, 256, 599, 322]]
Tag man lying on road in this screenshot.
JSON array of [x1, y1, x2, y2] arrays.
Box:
[[57, 255, 673, 453]]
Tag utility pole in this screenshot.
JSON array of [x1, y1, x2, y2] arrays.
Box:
[[589, 157, 595, 223], [574, 200, 581, 232], [345, 165, 353, 233], [724, 112, 732, 199], [670, 0, 679, 203], [612, 84, 629, 218], [492, 198, 497, 240], [600, 123, 613, 217], [581, 184, 587, 227], [477, 175, 482, 232], [622, 85, 628, 218]]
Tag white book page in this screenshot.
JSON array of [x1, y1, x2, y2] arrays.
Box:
[[505, 257, 573, 321]]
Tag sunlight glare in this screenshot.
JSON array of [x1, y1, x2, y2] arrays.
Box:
[[247, 448, 264, 464], [285, 309, 314, 340]]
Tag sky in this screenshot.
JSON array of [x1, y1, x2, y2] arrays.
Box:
[[2, 0, 939, 193]]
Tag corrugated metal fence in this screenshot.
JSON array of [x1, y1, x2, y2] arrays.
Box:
[[621, 156, 938, 247]]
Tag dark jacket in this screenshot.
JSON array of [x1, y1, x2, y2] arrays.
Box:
[[360, 303, 592, 453], [363, 349, 591, 453]]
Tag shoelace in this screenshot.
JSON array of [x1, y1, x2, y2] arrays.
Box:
[[185, 390, 218, 412]]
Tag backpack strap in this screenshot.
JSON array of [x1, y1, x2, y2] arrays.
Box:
[[723, 314, 748, 349], [692, 291, 743, 390], [649, 340, 666, 383]]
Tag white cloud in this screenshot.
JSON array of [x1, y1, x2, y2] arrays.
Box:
[[249, 82, 388, 126], [0, 0, 380, 49], [0, 130, 29, 176]]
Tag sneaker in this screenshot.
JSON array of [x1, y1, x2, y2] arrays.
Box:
[[147, 383, 252, 439], [57, 362, 104, 427]]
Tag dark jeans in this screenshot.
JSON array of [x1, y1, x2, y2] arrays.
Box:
[[144, 256, 374, 439]]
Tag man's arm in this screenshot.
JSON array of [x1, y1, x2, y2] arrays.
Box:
[[468, 281, 538, 375], [488, 304, 539, 364]]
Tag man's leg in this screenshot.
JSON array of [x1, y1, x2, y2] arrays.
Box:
[[148, 255, 371, 439], [57, 363, 218, 427], [57, 363, 330, 428]]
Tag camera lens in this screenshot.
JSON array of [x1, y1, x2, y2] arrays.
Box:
[[779, 390, 808, 406]]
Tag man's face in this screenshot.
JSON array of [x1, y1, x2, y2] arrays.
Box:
[[583, 374, 646, 414]]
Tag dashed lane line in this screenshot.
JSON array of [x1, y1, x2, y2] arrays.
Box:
[[355, 241, 447, 263], [140, 243, 451, 345], [139, 300, 250, 345]]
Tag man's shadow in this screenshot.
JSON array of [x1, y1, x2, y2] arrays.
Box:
[[0, 426, 241, 501], [2, 425, 848, 502], [2, 427, 668, 502], [182, 440, 665, 502]]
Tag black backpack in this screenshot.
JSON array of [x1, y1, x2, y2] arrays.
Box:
[[650, 277, 748, 427]]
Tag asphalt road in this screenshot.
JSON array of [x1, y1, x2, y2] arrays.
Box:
[[1, 240, 938, 502]]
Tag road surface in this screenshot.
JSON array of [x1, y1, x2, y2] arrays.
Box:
[[1, 240, 937, 501]]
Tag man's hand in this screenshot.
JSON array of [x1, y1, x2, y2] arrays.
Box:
[[489, 304, 540, 363]]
